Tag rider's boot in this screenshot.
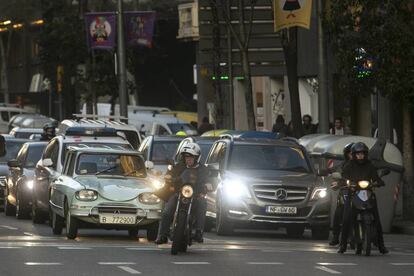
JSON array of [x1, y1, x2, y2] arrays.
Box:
[[154, 235, 168, 245], [193, 230, 204, 243], [329, 234, 340, 246], [337, 243, 347, 254]]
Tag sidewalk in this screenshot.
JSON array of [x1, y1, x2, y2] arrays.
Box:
[[391, 219, 414, 235]]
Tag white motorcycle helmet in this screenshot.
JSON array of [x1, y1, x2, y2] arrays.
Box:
[[181, 142, 201, 164]]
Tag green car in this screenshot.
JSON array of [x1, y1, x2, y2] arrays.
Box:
[[49, 146, 162, 240]]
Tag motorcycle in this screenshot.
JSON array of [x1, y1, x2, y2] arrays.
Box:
[[170, 168, 198, 255], [347, 170, 389, 256]]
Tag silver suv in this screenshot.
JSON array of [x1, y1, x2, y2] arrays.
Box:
[[205, 137, 331, 239]]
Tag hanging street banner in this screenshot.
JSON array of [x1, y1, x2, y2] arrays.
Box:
[[85, 12, 117, 50], [273, 0, 313, 31], [124, 11, 156, 48]]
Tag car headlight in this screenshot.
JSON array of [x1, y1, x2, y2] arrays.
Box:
[[25, 180, 34, 190], [139, 192, 161, 204], [151, 178, 165, 190], [223, 178, 251, 199], [311, 187, 328, 200], [358, 181, 370, 189], [75, 190, 98, 201], [181, 185, 194, 198]]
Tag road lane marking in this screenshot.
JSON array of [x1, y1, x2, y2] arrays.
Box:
[[23, 232, 34, 236], [99, 262, 136, 265], [317, 263, 356, 266], [126, 247, 162, 251], [172, 262, 210, 265], [315, 266, 342, 274], [25, 262, 62, 266], [247, 262, 283, 265], [390, 263, 414, 266], [1, 225, 18, 230], [0, 246, 21, 249], [117, 266, 141, 274], [58, 247, 91, 250]]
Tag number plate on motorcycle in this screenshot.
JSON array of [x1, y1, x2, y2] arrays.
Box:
[[99, 214, 136, 225], [265, 206, 297, 214]]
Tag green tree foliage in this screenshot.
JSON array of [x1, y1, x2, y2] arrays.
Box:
[[325, 0, 414, 103]]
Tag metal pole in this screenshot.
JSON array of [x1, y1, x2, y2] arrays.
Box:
[[227, 0, 234, 130], [117, 0, 128, 121], [317, 0, 329, 133]]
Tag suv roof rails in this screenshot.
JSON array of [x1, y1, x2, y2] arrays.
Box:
[[280, 137, 301, 145]]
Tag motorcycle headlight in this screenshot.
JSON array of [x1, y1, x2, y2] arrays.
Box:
[[181, 185, 194, 198], [25, 180, 34, 190], [223, 178, 251, 200], [75, 190, 98, 201], [358, 181, 370, 189], [139, 192, 161, 204], [311, 187, 328, 200]]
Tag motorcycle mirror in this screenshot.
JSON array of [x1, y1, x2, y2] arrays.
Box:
[[331, 172, 342, 180], [145, 160, 154, 170], [379, 168, 391, 177], [0, 135, 5, 157]]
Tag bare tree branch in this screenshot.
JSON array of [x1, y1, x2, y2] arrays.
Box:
[[220, 0, 244, 50], [245, 0, 258, 49]]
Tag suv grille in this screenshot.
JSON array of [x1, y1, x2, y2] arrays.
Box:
[[253, 184, 308, 203]]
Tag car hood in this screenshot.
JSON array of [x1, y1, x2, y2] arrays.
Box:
[[22, 168, 35, 178], [75, 176, 150, 201], [0, 165, 9, 177], [225, 169, 318, 187]]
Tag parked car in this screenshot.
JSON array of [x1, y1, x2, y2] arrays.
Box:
[[138, 135, 185, 174], [49, 146, 162, 240], [0, 135, 30, 209], [9, 127, 43, 139], [204, 136, 331, 239], [32, 127, 133, 223], [0, 105, 32, 133], [4, 142, 48, 218]]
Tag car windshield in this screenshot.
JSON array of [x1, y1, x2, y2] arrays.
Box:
[[167, 123, 195, 133], [25, 144, 47, 168], [15, 131, 41, 139], [150, 141, 180, 164], [62, 143, 131, 164], [0, 140, 26, 163], [76, 153, 146, 177], [199, 142, 214, 164], [228, 145, 310, 172]]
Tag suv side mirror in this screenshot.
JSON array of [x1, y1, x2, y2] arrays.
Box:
[[8, 159, 21, 168], [145, 160, 154, 170], [42, 158, 53, 167], [0, 135, 5, 157]]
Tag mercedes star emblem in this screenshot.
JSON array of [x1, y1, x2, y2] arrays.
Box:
[[275, 188, 288, 200]]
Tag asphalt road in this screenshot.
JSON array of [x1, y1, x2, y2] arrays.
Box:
[[0, 214, 413, 276]]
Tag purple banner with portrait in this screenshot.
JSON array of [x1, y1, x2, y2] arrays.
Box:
[[125, 11, 156, 48], [85, 12, 117, 50]]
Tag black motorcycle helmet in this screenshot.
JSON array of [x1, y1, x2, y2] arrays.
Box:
[[351, 142, 369, 163], [43, 122, 56, 139], [343, 142, 354, 161]]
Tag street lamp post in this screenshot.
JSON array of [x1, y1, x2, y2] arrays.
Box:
[[117, 0, 128, 121]]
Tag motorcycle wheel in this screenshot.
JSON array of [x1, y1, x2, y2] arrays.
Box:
[[362, 222, 373, 256], [171, 212, 187, 255]]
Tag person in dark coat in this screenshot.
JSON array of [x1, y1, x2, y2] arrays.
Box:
[[197, 117, 214, 135], [272, 115, 288, 137], [302, 114, 317, 135]]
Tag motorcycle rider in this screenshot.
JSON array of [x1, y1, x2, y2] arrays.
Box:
[[155, 142, 210, 244], [338, 142, 388, 254], [329, 142, 354, 246], [40, 122, 56, 141]]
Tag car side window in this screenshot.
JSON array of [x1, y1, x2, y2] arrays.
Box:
[[139, 137, 151, 160], [42, 140, 56, 160], [206, 143, 221, 165], [216, 143, 227, 169], [16, 144, 28, 164], [50, 142, 60, 169], [158, 125, 169, 135], [63, 153, 75, 176]]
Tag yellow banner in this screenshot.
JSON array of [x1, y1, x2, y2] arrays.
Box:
[[273, 0, 313, 32]]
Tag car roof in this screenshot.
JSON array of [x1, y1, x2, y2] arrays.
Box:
[[67, 146, 140, 155], [183, 136, 219, 143], [59, 119, 138, 132], [24, 141, 49, 147], [11, 127, 43, 132], [225, 137, 303, 148], [150, 135, 186, 142], [55, 135, 130, 144], [2, 134, 30, 142]]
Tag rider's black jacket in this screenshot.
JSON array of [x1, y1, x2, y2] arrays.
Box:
[[342, 159, 385, 186]]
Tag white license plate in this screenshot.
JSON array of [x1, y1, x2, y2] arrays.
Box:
[[266, 206, 297, 214], [99, 214, 136, 225]]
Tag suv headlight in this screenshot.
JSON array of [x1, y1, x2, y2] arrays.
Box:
[[311, 187, 328, 200], [75, 190, 98, 201], [223, 178, 251, 199], [181, 185, 194, 198], [139, 193, 161, 204]]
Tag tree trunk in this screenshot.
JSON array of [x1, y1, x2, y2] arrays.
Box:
[[241, 50, 256, 130], [0, 36, 9, 103], [402, 104, 414, 220], [282, 27, 302, 138]]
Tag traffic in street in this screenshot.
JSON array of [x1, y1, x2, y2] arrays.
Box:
[[0, 214, 414, 276]]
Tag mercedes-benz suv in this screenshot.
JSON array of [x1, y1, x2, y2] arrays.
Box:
[[205, 137, 331, 239]]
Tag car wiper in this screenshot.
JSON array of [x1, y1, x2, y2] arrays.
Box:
[[124, 170, 145, 177], [95, 166, 117, 175]]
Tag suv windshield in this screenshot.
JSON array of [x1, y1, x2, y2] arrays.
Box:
[[76, 153, 146, 177], [150, 141, 180, 164], [228, 145, 310, 172]]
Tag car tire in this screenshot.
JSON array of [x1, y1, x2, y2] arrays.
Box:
[[16, 189, 30, 219], [311, 225, 330, 240], [128, 228, 139, 239], [65, 201, 78, 239], [216, 197, 234, 236], [51, 209, 64, 235], [4, 191, 16, 217], [146, 222, 159, 242], [31, 198, 45, 224], [286, 225, 305, 238]]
